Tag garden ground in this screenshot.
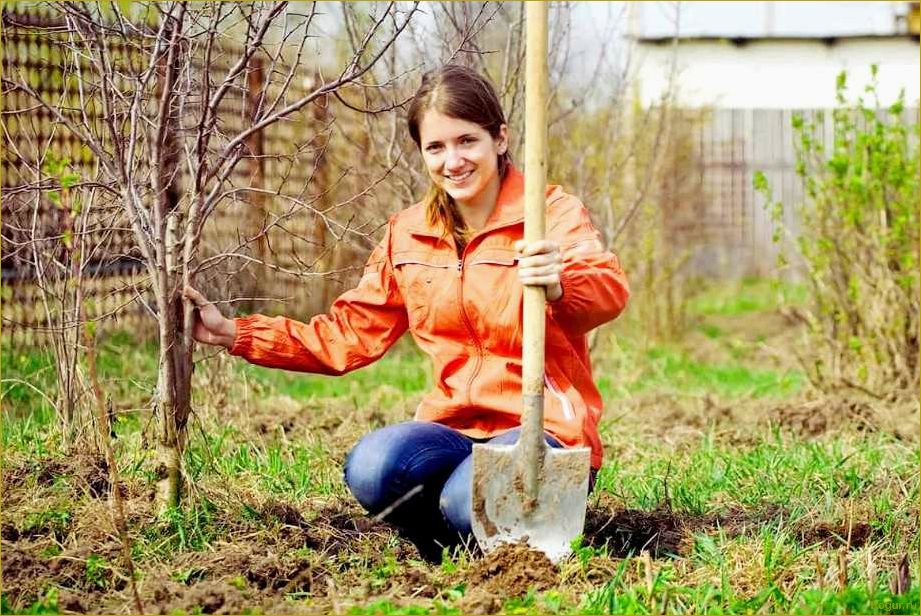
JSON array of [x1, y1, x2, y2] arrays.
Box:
[[1, 279, 918, 614]]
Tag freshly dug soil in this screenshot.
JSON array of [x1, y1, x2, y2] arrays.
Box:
[[456, 542, 559, 614]]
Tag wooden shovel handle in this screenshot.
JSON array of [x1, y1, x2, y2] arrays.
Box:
[[520, 1, 548, 501]]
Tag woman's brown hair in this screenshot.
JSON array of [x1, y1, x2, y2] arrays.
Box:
[[407, 65, 511, 249]]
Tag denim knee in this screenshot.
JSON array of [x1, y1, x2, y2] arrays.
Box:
[[439, 457, 474, 536], [343, 425, 406, 514], [343, 421, 473, 516]]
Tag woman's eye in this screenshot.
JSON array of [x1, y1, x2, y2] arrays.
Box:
[[461, 136, 477, 144], [426, 144, 442, 153]]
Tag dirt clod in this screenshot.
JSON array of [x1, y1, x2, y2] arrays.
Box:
[[458, 542, 559, 614], [145, 579, 249, 615], [0, 543, 51, 605], [799, 521, 875, 549], [585, 506, 690, 557], [583, 497, 787, 557], [773, 397, 876, 437]]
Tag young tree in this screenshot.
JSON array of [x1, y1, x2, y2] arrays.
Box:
[[2, 0, 419, 508]]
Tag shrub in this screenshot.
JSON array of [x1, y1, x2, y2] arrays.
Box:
[[755, 66, 919, 398]]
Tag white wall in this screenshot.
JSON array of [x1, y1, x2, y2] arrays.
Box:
[[636, 38, 920, 108]]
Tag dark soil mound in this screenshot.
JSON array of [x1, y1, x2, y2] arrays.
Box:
[[457, 542, 559, 614], [798, 521, 875, 549]]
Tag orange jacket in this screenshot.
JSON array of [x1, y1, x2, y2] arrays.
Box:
[[230, 167, 629, 468]]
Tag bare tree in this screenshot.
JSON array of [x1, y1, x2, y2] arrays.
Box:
[[1, 68, 130, 449], [2, 0, 419, 509]]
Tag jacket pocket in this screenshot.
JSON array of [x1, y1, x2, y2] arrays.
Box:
[[393, 253, 456, 330], [467, 247, 516, 267]]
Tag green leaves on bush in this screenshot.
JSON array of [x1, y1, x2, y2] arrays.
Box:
[[755, 66, 919, 397]]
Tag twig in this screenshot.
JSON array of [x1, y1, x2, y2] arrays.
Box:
[[372, 484, 424, 523], [82, 307, 144, 614]]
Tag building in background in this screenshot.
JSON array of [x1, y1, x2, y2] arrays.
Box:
[[624, 1, 919, 278], [633, 1, 919, 108]]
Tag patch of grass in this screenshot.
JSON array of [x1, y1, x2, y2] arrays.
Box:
[[135, 501, 221, 557], [1, 588, 61, 615], [688, 277, 807, 318], [0, 343, 57, 414], [598, 343, 804, 400], [186, 432, 342, 499], [20, 506, 73, 541], [240, 337, 429, 406], [346, 599, 450, 615], [596, 430, 917, 521], [85, 554, 114, 590], [791, 586, 920, 615]]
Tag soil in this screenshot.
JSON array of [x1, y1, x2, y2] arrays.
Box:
[[583, 494, 787, 557], [619, 389, 918, 445], [144, 579, 250, 615], [456, 542, 559, 614], [1, 387, 915, 615], [798, 521, 876, 549]]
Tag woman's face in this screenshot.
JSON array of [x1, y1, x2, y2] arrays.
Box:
[[418, 109, 508, 210]]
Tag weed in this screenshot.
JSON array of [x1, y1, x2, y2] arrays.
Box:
[[85, 554, 112, 590], [171, 567, 207, 585], [21, 508, 72, 540], [229, 575, 248, 591], [2, 588, 60, 615]]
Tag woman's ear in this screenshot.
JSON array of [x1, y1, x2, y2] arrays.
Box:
[[497, 124, 509, 155]]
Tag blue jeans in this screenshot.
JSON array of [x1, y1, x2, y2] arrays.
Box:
[[343, 421, 580, 559]]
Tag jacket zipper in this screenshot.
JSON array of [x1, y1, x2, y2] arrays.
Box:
[[456, 253, 484, 407], [446, 204, 564, 409]]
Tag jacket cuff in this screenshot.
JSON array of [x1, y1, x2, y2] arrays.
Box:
[[229, 315, 258, 358], [546, 276, 567, 319]]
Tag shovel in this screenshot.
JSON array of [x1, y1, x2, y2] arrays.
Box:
[[470, 2, 591, 564]]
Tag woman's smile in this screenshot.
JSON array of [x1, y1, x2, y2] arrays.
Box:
[[445, 169, 474, 184]]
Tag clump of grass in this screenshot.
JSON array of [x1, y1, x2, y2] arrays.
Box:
[[597, 341, 804, 400]]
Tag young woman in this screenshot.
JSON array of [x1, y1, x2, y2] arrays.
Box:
[[186, 64, 629, 561]]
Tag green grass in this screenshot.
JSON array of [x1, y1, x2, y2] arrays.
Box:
[[1, 278, 918, 615], [688, 277, 808, 317], [596, 429, 917, 521], [185, 426, 344, 499], [578, 576, 919, 615], [241, 337, 430, 406], [598, 343, 804, 400]]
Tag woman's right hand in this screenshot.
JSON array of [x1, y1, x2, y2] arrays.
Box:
[[183, 286, 237, 350]]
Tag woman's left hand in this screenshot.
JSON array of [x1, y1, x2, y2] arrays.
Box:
[[515, 239, 563, 302]]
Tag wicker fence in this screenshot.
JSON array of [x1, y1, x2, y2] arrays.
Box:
[[0, 6, 356, 345]]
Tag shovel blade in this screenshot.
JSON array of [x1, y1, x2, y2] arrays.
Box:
[[470, 443, 590, 563]]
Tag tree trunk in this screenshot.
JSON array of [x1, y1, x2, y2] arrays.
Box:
[[154, 291, 193, 511]]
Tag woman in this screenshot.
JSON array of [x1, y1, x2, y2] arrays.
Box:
[[186, 64, 629, 561]]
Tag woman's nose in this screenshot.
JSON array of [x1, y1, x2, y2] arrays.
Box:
[[445, 147, 465, 171]]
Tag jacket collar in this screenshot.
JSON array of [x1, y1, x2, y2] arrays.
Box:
[[482, 164, 525, 228]]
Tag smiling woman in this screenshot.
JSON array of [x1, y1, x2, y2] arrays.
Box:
[[407, 65, 511, 246], [184, 64, 630, 562]]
